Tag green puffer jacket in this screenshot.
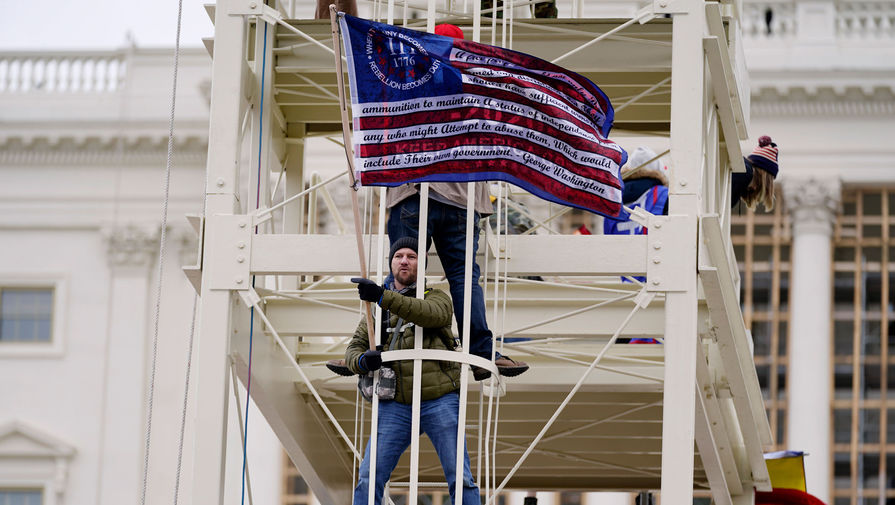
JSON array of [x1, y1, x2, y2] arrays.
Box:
[[345, 287, 461, 404]]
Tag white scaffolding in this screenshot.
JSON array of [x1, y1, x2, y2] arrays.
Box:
[[186, 1, 772, 504]]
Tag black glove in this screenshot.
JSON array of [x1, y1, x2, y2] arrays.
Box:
[[358, 349, 382, 372], [351, 277, 384, 303]]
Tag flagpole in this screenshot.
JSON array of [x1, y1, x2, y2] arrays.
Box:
[[330, 6, 376, 350]]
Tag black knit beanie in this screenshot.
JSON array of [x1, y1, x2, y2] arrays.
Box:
[[389, 237, 418, 263]]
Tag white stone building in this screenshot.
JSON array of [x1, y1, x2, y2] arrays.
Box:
[[0, 47, 282, 505]]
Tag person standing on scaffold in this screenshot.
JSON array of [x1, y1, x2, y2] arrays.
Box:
[[345, 236, 482, 505]]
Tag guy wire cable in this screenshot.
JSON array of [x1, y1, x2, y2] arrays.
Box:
[[242, 17, 271, 505], [139, 0, 184, 501]]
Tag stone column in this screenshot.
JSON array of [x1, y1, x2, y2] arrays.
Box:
[[97, 225, 158, 505], [783, 177, 841, 503]]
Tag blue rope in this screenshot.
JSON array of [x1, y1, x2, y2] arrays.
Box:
[[241, 18, 269, 505]]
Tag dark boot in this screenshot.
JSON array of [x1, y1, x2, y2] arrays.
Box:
[[532, 0, 558, 18], [316, 0, 357, 19]]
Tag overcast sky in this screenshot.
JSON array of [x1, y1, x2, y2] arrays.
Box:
[[1, 0, 214, 50]]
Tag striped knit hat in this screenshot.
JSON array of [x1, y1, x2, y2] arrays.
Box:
[[747, 136, 779, 178]]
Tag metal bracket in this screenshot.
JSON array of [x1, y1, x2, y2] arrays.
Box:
[[182, 213, 205, 294], [238, 287, 262, 308], [646, 214, 696, 292], [633, 288, 656, 309], [229, 0, 283, 25], [625, 204, 652, 228], [485, 226, 510, 260], [651, 0, 690, 15], [207, 214, 253, 291], [253, 211, 273, 229]]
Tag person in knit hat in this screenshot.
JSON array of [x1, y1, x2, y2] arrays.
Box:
[[326, 237, 425, 376], [340, 237, 483, 505], [387, 236, 419, 277], [732, 135, 780, 211]]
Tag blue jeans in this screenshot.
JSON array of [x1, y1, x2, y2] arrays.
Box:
[[388, 195, 493, 359], [353, 392, 481, 505]]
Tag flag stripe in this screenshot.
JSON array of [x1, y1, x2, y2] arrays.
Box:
[[356, 147, 622, 202], [356, 110, 624, 163], [359, 159, 619, 216], [357, 132, 622, 188], [355, 89, 597, 140], [461, 80, 602, 139], [454, 63, 604, 124], [451, 40, 613, 133], [356, 98, 621, 161]]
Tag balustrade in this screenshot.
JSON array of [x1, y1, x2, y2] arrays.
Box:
[[742, 1, 797, 39], [837, 1, 895, 38], [742, 0, 895, 41], [0, 51, 126, 93]]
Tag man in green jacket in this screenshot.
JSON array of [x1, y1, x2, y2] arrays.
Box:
[[347, 237, 481, 505]]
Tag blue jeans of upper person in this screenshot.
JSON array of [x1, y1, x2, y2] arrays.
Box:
[[353, 392, 481, 505], [387, 194, 493, 359]]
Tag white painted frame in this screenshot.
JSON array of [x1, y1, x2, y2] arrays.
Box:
[[0, 482, 54, 505]]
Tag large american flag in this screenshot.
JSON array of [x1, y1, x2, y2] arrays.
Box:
[[339, 14, 627, 217]]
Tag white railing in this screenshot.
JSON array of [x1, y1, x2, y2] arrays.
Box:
[[837, 1, 895, 38], [0, 51, 127, 93], [742, 0, 895, 41], [742, 1, 797, 40]]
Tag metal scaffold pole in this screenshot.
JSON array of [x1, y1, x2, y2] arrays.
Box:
[[660, 0, 705, 502], [191, 0, 247, 502]]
